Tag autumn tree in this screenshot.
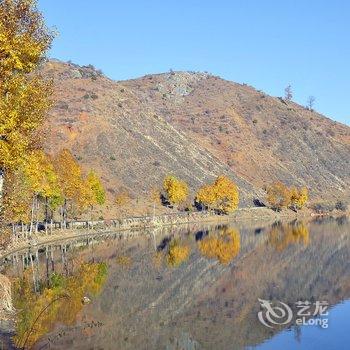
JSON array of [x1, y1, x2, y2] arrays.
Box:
[[87, 170, 105, 206], [290, 186, 308, 211], [84, 170, 105, 224], [54, 149, 88, 226], [195, 184, 216, 211], [2, 169, 32, 228], [23, 150, 62, 233], [196, 175, 239, 214], [266, 182, 291, 211], [163, 175, 188, 207], [214, 175, 239, 213], [0, 0, 53, 213]]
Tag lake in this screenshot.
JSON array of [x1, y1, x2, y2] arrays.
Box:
[[0, 217, 349, 349]]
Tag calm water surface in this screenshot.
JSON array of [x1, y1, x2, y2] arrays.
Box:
[[0, 217, 349, 350]]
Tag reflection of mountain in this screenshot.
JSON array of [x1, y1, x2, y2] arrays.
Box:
[[179, 220, 350, 349], [8, 219, 350, 350]]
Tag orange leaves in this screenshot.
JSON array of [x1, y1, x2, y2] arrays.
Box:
[[0, 0, 53, 80], [54, 149, 105, 214], [268, 222, 310, 251], [23, 150, 60, 199], [266, 182, 309, 211], [196, 175, 239, 214], [290, 186, 308, 210], [198, 227, 240, 265], [13, 262, 108, 349], [2, 168, 32, 223], [196, 183, 216, 209], [163, 175, 189, 206], [0, 0, 53, 171], [54, 149, 82, 201], [166, 240, 190, 267], [213, 175, 239, 213], [87, 170, 105, 206], [0, 0, 53, 226], [266, 182, 291, 210]]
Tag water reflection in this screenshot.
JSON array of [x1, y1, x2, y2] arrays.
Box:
[[0, 218, 349, 349], [198, 227, 240, 264], [267, 222, 309, 251], [12, 261, 107, 349]]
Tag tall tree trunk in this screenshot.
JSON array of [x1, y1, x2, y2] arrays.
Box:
[[29, 195, 36, 235], [63, 199, 67, 229], [35, 197, 40, 233], [45, 197, 49, 223], [0, 169, 4, 215]]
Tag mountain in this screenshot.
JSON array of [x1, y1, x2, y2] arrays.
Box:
[[42, 60, 350, 213]]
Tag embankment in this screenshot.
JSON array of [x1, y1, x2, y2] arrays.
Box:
[[0, 207, 309, 260]]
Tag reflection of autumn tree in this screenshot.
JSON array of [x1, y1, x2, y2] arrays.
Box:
[[13, 262, 108, 349], [198, 227, 240, 265], [166, 240, 190, 267], [268, 223, 310, 251]]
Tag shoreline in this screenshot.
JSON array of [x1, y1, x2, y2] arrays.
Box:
[[0, 207, 315, 261]]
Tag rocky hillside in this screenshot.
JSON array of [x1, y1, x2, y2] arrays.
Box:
[[42, 60, 350, 209]]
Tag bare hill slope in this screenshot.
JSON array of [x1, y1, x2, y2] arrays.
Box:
[[42, 60, 350, 208]]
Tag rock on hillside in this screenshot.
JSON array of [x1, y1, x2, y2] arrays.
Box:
[[42, 60, 350, 209]]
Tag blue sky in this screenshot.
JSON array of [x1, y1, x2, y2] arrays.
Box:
[[39, 0, 350, 125]]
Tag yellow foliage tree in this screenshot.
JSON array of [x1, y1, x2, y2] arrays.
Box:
[[290, 186, 308, 210], [0, 0, 53, 215], [0, 0, 53, 80], [163, 175, 189, 206], [195, 184, 216, 210], [87, 170, 105, 206], [196, 175, 239, 214], [266, 182, 291, 211], [23, 150, 61, 232], [54, 149, 89, 224], [213, 175, 239, 213], [2, 169, 32, 224], [24, 151, 61, 200], [198, 227, 240, 264]]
